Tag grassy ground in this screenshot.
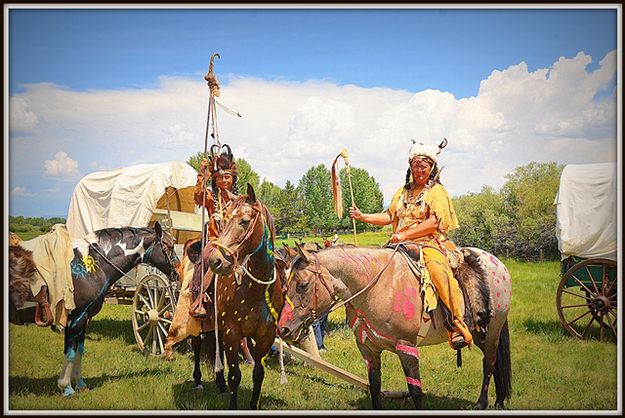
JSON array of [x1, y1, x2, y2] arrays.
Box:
[[8, 232, 618, 411]]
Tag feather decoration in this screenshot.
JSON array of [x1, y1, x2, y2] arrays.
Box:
[[331, 155, 343, 218]]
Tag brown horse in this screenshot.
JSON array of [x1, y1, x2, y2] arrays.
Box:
[[204, 184, 284, 409], [278, 244, 512, 410]]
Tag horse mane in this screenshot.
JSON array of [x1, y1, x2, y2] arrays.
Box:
[[458, 248, 492, 332], [9, 245, 38, 308]]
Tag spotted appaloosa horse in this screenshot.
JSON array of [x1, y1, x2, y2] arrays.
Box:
[[9, 223, 179, 396], [279, 244, 512, 410], [205, 184, 284, 410]]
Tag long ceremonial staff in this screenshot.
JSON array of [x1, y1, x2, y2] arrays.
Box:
[[199, 52, 220, 297], [337, 150, 358, 245]]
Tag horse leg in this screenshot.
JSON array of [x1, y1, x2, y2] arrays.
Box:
[[57, 316, 86, 396], [71, 331, 88, 392], [204, 330, 227, 392], [356, 343, 383, 409], [395, 339, 423, 409], [249, 335, 274, 410], [473, 319, 512, 410], [191, 335, 203, 390], [223, 332, 242, 409]]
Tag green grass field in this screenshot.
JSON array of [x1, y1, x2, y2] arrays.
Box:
[[8, 232, 618, 411]]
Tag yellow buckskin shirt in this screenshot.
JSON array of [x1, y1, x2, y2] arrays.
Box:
[[387, 182, 459, 247]]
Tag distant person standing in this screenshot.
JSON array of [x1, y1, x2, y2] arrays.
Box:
[[331, 229, 339, 246]]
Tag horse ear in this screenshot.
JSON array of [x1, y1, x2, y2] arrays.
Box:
[[246, 183, 257, 204], [295, 241, 311, 264], [154, 221, 163, 238]]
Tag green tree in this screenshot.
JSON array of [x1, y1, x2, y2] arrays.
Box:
[[500, 161, 564, 260], [450, 186, 514, 256], [298, 164, 335, 233], [338, 167, 384, 231], [235, 158, 260, 194], [186, 151, 205, 171], [275, 180, 306, 234], [258, 178, 281, 214]]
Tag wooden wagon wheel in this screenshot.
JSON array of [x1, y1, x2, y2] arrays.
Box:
[[556, 258, 617, 341], [132, 274, 176, 355]]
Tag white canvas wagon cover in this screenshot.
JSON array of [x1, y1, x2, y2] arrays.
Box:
[[554, 162, 617, 261], [66, 161, 199, 238]]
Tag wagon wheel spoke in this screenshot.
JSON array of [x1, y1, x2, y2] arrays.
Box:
[[561, 302, 593, 309], [561, 289, 592, 301], [137, 321, 150, 332], [571, 274, 596, 297], [601, 264, 607, 294], [143, 326, 153, 349], [581, 316, 595, 339], [156, 324, 165, 354], [146, 285, 156, 307], [159, 302, 173, 316], [159, 317, 172, 325], [137, 293, 151, 309], [152, 325, 159, 355], [567, 309, 592, 327], [151, 286, 160, 311], [157, 286, 167, 310], [157, 322, 169, 340], [606, 314, 618, 338], [599, 313, 605, 341], [585, 265, 601, 296]]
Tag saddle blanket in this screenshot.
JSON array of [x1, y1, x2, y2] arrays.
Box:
[[20, 224, 75, 327]]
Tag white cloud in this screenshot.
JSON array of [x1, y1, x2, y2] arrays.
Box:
[[11, 186, 34, 197], [9, 50, 617, 209], [44, 152, 80, 181], [10, 96, 39, 133]]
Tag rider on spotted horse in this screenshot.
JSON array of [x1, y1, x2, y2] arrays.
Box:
[[349, 139, 473, 350], [189, 144, 238, 319]]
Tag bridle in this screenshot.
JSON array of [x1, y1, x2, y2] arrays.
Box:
[[288, 245, 401, 331], [89, 231, 180, 283], [211, 200, 277, 285]]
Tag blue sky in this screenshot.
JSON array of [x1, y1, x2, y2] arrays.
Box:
[[6, 6, 620, 218]]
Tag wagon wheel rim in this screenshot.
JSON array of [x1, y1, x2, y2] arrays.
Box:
[[131, 274, 175, 356], [556, 258, 617, 341]]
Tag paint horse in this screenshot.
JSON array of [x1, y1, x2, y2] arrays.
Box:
[[205, 184, 284, 410], [9, 223, 179, 396], [279, 244, 512, 410]]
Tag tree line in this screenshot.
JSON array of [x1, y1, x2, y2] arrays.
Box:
[[9, 156, 565, 261], [187, 151, 384, 236], [190, 152, 565, 260]]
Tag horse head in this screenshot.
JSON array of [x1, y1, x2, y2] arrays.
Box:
[[278, 243, 336, 343], [143, 222, 180, 282], [208, 184, 271, 276]]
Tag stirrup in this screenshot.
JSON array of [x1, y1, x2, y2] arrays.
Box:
[[450, 331, 467, 350]]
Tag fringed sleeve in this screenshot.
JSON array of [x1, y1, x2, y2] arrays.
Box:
[[425, 184, 459, 234]]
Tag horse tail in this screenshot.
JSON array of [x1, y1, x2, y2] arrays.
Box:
[[494, 319, 512, 402]]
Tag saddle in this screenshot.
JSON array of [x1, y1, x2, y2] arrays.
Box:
[[387, 243, 492, 337]]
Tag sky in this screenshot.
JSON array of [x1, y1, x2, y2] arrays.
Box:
[[6, 6, 620, 218]]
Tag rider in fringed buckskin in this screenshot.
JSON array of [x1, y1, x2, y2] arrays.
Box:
[[349, 139, 473, 350], [190, 145, 238, 318]]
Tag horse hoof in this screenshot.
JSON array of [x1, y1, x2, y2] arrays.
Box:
[[62, 386, 76, 397], [192, 384, 204, 391], [473, 402, 487, 410], [75, 379, 88, 391]]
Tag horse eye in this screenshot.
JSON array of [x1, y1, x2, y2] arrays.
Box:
[[240, 219, 250, 226], [296, 281, 309, 293]]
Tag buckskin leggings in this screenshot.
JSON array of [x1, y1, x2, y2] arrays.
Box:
[[422, 247, 464, 320]]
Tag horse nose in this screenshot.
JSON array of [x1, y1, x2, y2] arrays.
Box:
[[210, 257, 223, 271], [279, 326, 291, 338]]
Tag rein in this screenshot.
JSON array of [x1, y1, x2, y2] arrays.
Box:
[[87, 234, 178, 283], [212, 202, 277, 285], [301, 244, 401, 325]]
